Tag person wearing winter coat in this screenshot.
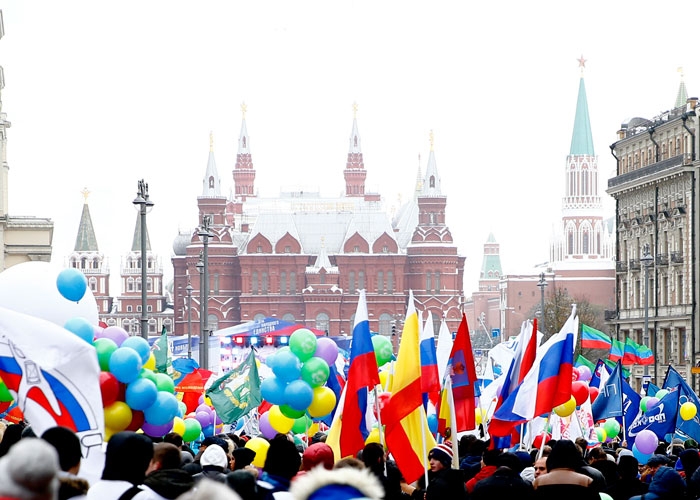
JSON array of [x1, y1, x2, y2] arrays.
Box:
[[87, 432, 154, 500], [191, 445, 228, 484], [410, 444, 466, 500], [289, 466, 385, 500], [0, 438, 60, 500], [629, 466, 686, 500]]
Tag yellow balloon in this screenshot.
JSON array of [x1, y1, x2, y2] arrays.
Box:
[[475, 408, 486, 426], [204, 397, 212, 407], [365, 427, 381, 445], [143, 353, 156, 371], [268, 405, 294, 434], [307, 422, 320, 437], [104, 427, 115, 442], [246, 437, 270, 468], [104, 401, 132, 432], [553, 396, 576, 418], [172, 417, 186, 437], [681, 402, 698, 421], [307, 386, 337, 418], [379, 370, 393, 392]]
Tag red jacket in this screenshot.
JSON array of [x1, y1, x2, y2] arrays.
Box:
[[466, 464, 498, 493]]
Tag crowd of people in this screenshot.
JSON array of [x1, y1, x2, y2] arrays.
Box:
[[0, 420, 698, 500]]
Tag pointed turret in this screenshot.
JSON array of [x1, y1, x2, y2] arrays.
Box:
[[74, 189, 99, 252], [413, 155, 423, 201], [421, 131, 442, 196], [202, 132, 221, 197], [344, 102, 367, 197], [675, 67, 688, 109], [479, 233, 503, 289], [233, 102, 256, 200], [569, 55, 595, 156]]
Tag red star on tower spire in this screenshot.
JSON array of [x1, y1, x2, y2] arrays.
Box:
[[577, 55, 587, 69]]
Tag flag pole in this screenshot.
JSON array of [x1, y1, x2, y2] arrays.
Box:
[[373, 385, 388, 477], [445, 377, 459, 468], [419, 404, 430, 486], [537, 412, 552, 460]]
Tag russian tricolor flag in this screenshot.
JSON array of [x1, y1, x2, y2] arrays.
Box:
[[420, 312, 440, 403], [493, 308, 576, 427]]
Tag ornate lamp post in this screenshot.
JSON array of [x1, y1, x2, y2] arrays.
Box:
[[197, 215, 213, 369], [132, 180, 153, 339]]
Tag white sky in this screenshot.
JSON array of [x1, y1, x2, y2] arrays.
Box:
[[2, 1, 698, 295]]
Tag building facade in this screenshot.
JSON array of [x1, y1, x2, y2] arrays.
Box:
[[606, 71, 698, 388], [0, 11, 53, 270], [171, 106, 466, 346]]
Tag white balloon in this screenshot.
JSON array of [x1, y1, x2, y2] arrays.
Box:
[[0, 261, 98, 327]]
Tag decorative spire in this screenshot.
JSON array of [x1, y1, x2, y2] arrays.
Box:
[[353, 101, 358, 119], [202, 132, 222, 197], [241, 102, 247, 120], [74, 190, 99, 252], [344, 103, 366, 196], [414, 154, 423, 200], [569, 57, 595, 156], [233, 102, 256, 198], [675, 66, 688, 109], [422, 136, 442, 196]]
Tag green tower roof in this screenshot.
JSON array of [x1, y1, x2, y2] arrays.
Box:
[[570, 76, 595, 156], [74, 202, 99, 252]]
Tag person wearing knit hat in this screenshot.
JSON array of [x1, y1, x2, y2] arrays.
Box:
[[231, 448, 256, 471], [0, 438, 60, 500], [300, 443, 334, 472], [192, 444, 228, 484], [406, 444, 465, 499]]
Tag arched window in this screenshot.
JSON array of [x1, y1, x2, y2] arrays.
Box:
[[209, 176, 215, 188], [358, 271, 365, 290], [262, 272, 269, 294], [582, 231, 590, 254], [377, 271, 384, 294], [290, 272, 297, 293], [387, 271, 394, 293], [379, 313, 392, 335], [349, 272, 356, 293], [315, 313, 330, 334], [252, 272, 258, 295], [430, 175, 435, 188], [282, 313, 295, 322], [254, 313, 265, 322], [280, 272, 287, 294]]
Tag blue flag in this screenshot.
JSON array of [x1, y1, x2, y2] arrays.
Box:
[[627, 389, 679, 448], [663, 365, 700, 441], [590, 359, 611, 389], [646, 382, 660, 397], [592, 361, 623, 421]]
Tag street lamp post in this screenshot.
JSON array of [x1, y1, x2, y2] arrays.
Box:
[[132, 180, 154, 339], [197, 215, 213, 370], [186, 279, 193, 360], [537, 272, 547, 336], [640, 243, 654, 382]]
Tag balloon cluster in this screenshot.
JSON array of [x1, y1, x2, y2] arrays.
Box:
[[95, 327, 182, 440], [552, 366, 595, 418], [258, 330, 337, 438]]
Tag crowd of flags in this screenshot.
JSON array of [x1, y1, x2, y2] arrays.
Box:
[[581, 324, 654, 365], [179, 293, 700, 483]]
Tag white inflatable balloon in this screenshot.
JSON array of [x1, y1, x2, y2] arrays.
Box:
[[0, 261, 99, 326]]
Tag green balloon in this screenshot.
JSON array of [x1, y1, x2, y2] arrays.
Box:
[[372, 335, 393, 367], [280, 404, 306, 419], [301, 357, 330, 388], [603, 419, 620, 439], [182, 418, 202, 442], [655, 389, 669, 400], [640, 396, 650, 412], [140, 368, 157, 385], [289, 329, 317, 362], [154, 373, 175, 393], [292, 414, 312, 435], [94, 338, 118, 371], [0, 381, 13, 403]]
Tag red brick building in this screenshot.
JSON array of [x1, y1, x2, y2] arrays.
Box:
[[171, 108, 465, 344]]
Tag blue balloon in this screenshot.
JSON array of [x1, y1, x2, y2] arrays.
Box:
[[64, 317, 95, 343], [427, 413, 438, 434], [261, 376, 287, 406], [272, 350, 301, 382], [125, 378, 158, 411], [202, 424, 214, 437], [235, 419, 245, 431], [144, 392, 180, 426], [109, 347, 143, 384], [632, 443, 652, 465], [121, 336, 152, 364], [283, 380, 314, 411], [56, 268, 88, 302]]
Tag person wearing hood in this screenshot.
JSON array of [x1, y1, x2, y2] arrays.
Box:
[[604, 455, 647, 500], [257, 436, 301, 499], [533, 440, 598, 500], [192, 444, 228, 484], [87, 431, 154, 500], [289, 466, 384, 500], [629, 466, 686, 500], [299, 443, 334, 474]]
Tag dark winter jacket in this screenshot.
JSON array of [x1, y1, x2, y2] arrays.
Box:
[[629, 466, 686, 500], [142, 470, 194, 499]]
